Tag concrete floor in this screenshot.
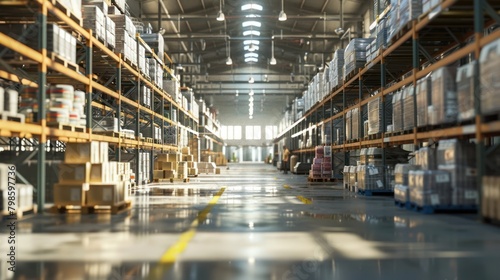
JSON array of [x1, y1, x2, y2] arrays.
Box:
[[1, 162, 500, 280]]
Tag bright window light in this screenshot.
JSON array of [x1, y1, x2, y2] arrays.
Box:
[[241, 4, 263, 11], [242, 21, 261, 28], [245, 57, 258, 63], [243, 30, 261, 36], [243, 40, 260, 45], [245, 53, 259, 58], [244, 45, 260, 51]]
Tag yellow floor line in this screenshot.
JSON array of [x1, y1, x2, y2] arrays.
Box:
[[297, 195, 312, 204], [148, 187, 226, 279], [283, 184, 291, 189]]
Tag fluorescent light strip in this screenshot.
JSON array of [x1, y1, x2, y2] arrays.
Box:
[[243, 30, 261, 36]]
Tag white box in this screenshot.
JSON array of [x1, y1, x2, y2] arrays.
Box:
[[100, 141, 109, 162]]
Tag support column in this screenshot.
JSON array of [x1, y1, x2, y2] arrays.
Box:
[[37, 3, 47, 213]]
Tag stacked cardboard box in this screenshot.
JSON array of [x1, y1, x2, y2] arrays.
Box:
[[344, 38, 374, 78], [367, 94, 393, 135], [153, 153, 182, 181], [141, 33, 165, 62], [109, 14, 137, 65], [180, 147, 198, 177], [198, 162, 217, 174], [402, 85, 415, 131], [308, 146, 331, 179], [392, 91, 403, 132], [55, 141, 132, 207], [409, 170, 452, 207], [137, 152, 150, 184], [416, 76, 431, 127], [394, 163, 420, 204], [83, 5, 105, 42]]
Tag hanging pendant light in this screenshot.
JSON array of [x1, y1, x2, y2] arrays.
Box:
[[217, 0, 225, 21], [278, 0, 287, 21]]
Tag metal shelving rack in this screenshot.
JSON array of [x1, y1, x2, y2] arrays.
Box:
[[274, 0, 500, 212], [0, 0, 199, 212]]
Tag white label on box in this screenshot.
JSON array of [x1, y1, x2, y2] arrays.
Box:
[[465, 190, 478, 199], [376, 180, 383, 188], [82, 183, 89, 191], [369, 167, 379, 176], [435, 174, 449, 183], [103, 188, 112, 202], [70, 189, 80, 202], [430, 194, 440, 205]]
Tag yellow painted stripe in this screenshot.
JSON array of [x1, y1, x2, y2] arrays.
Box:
[[283, 184, 291, 189], [297, 195, 312, 204], [159, 187, 226, 263], [147, 187, 226, 279]]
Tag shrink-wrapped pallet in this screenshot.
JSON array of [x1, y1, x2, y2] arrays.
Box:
[[351, 108, 360, 140], [415, 146, 436, 170], [456, 62, 475, 121], [409, 170, 452, 207], [402, 85, 415, 130], [368, 95, 393, 135], [344, 38, 375, 77], [429, 66, 457, 125], [394, 164, 420, 185], [345, 110, 352, 141], [416, 76, 431, 127], [392, 91, 403, 132], [479, 39, 500, 115], [437, 139, 478, 206]]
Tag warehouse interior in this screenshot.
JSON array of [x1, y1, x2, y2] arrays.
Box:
[[1, 0, 500, 279]]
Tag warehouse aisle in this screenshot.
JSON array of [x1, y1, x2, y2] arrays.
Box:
[[1, 163, 500, 280]]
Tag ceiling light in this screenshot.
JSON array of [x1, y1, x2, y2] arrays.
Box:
[[235, 90, 239, 96], [245, 53, 258, 58], [270, 40, 277, 65], [249, 90, 254, 96], [243, 40, 260, 45], [279, 0, 287, 21], [242, 21, 261, 28], [216, 0, 225, 21], [248, 43, 257, 52], [248, 76, 255, 84], [241, 4, 263, 11], [249, 115, 253, 119], [245, 57, 258, 63], [244, 45, 259, 51], [226, 39, 232, 65], [226, 57, 232, 65], [243, 30, 261, 36], [249, 96, 254, 102]]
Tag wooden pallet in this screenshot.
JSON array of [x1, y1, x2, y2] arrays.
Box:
[[51, 201, 132, 214], [307, 177, 335, 182], [94, 130, 124, 138], [2, 205, 37, 220], [145, 137, 153, 143], [408, 203, 477, 214], [48, 123, 85, 133], [170, 177, 190, 183], [0, 111, 25, 123], [367, 132, 382, 140], [49, 53, 79, 73], [357, 189, 394, 196], [154, 139, 162, 144]]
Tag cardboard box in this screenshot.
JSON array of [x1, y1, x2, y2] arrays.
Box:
[[160, 161, 174, 170], [183, 154, 194, 162], [65, 142, 100, 163], [53, 183, 88, 206], [153, 170, 164, 179], [215, 168, 221, 174], [87, 183, 123, 206], [90, 163, 108, 183], [58, 163, 91, 183], [181, 147, 190, 155], [108, 161, 118, 182], [163, 170, 176, 178], [100, 141, 109, 162], [188, 168, 198, 176]]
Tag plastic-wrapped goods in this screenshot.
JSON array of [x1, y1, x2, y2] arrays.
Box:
[[356, 165, 366, 191], [105, 15, 116, 49], [482, 176, 500, 221], [394, 184, 409, 203], [83, 5, 105, 42], [423, 0, 441, 15], [402, 85, 415, 130], [343, 166, 350, 188], [109, 15, 136, 39], [416, 76, 431, 127], [141, 33, 165, 62], [358, 165, 386, 191], [429, 66, 457, 125], [415, 146, 436, 170], [349, 165, 358, 188], [344, 38, 375, 77], [345, 110, 352, 141], [376, 17, 389, 49], [351, 108, 360, 140], [330, 49, 345, 88], [315, 146, 325, 158], [437, 139, 478, 206], [409, 170, 452, 207], [368, 95, 393, 135], [359, 148, 368, 165], [367, 147, 384, 166], [456, 62, 475, 121], [392, 91, 403, 132], [394, 163, 420, 185], [479, 39, 500, 115]]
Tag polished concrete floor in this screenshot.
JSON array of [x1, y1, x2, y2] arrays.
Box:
[[1, 162, 500, 280]]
